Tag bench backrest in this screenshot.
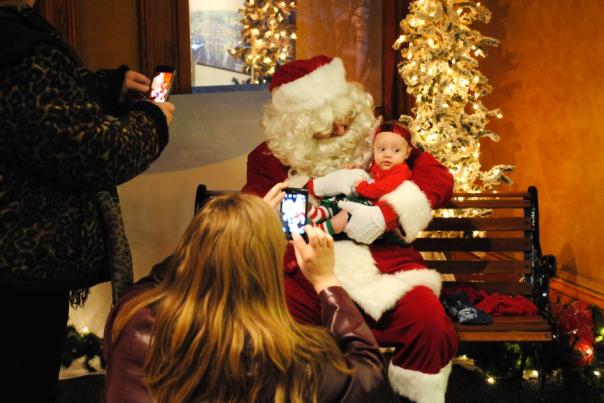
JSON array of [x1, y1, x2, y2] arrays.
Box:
[[194, 184, 555, 312], [414, 186, 554, 312]]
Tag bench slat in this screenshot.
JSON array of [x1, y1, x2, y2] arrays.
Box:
[[443, 199, 530, 208], [413, 237, 532, 252], [425, 260, 530, 274], [443, 281, 533, 295], [426, 217, 531, 231], [478, 316, 551, 324], [457, 330, 552, 342], [459, 317, 550, 329], [453, 192, 530, 198], [455, 316, 552, 342]]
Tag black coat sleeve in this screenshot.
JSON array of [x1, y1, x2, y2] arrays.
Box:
[[1, 43, 168, 191]]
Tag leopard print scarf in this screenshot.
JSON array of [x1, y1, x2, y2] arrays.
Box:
[[95, 191, 134, 304]]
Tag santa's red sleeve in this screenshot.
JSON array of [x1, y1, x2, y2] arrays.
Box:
[[377, 148, 454, 243], [355, 164, 411, 200], [241, 142, 289, 196], [242, 142, 300, 273]]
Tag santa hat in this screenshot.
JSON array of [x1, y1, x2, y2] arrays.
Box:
[[373, 121, 412, 145], [269, 55, 348, 112]]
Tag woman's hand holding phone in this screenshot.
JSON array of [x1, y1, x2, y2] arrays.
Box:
[[154, 102, 175, 126], [121, 70, 151, 96], [291, 226, 341, 293], [118, 69, 175, 125]]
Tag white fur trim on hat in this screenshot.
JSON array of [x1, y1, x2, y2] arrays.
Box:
[[381, 180, 433, 243], [388, 361, 453, 403], [333, 241, 442, 321], [271, 58, 348, 112]]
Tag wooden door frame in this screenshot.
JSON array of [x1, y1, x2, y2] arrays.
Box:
[[137, 0, 191, 94], [35, 0, 81, 53], [381, 0, 412, 120]]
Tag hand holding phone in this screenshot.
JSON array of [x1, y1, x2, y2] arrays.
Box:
[[122, 70, 151, 95], [154, 102, 175, 126], [291, 226, 339, 293], [279, 188, 308, 240], [148, 65, 176, 103]]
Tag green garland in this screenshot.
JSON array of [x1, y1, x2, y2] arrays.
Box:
[[459, 304, 604, 394], [60, 325, 104, 372]]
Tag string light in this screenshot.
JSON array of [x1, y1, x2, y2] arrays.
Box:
[[230, 0, 296, 84]]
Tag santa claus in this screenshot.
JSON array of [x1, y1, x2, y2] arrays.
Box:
[[243, 55, 458, 403]]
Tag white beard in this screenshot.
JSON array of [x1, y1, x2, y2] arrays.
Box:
[[262, 83, 378, 178], [286, 126, 372, 177]]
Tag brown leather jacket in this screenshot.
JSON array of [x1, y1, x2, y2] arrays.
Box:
[[102, 261, 385, 403]]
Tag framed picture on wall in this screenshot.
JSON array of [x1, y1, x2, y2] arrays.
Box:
[[190, 0, 244, 73]]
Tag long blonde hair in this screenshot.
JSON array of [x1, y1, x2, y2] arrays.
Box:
[[112, 193, 350, 403]]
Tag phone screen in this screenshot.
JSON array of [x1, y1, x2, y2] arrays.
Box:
[[280, 188, 308, 239], [148, 70, 175, 102]]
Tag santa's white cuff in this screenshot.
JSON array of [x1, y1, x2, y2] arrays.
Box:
[[388, 361, 453, 403], [381, 180, 433, 243]]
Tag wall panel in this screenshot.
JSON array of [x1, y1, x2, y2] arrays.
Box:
[[479, 0, 604, 294]]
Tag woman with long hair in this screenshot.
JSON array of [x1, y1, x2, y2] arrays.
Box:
[[103, 186, 384, 403]]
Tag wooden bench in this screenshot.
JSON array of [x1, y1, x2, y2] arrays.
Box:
[[416, 187, 557, 345], [194, 184, 557, 386]]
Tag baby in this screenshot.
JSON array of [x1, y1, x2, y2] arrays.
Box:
[[308, 120, 413, 235]]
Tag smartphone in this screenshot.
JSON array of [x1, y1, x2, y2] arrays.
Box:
[[148, 65, 176, 102], [280, 188, 308, 240]]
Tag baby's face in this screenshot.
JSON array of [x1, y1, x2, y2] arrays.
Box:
[[373, 131, 411, 170]]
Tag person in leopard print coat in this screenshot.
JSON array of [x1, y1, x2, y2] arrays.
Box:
[[0, 2, 173, 401]]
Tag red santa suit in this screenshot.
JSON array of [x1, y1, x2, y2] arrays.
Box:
[[244, 55, 458, 403]]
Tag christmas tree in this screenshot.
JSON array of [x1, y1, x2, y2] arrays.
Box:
[[394, 0, 513, 192], [230, 0, 297, 84]]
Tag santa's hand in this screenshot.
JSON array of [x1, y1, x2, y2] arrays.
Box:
[[313, 169, 370, 197], [338, 201, 386, 244]]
